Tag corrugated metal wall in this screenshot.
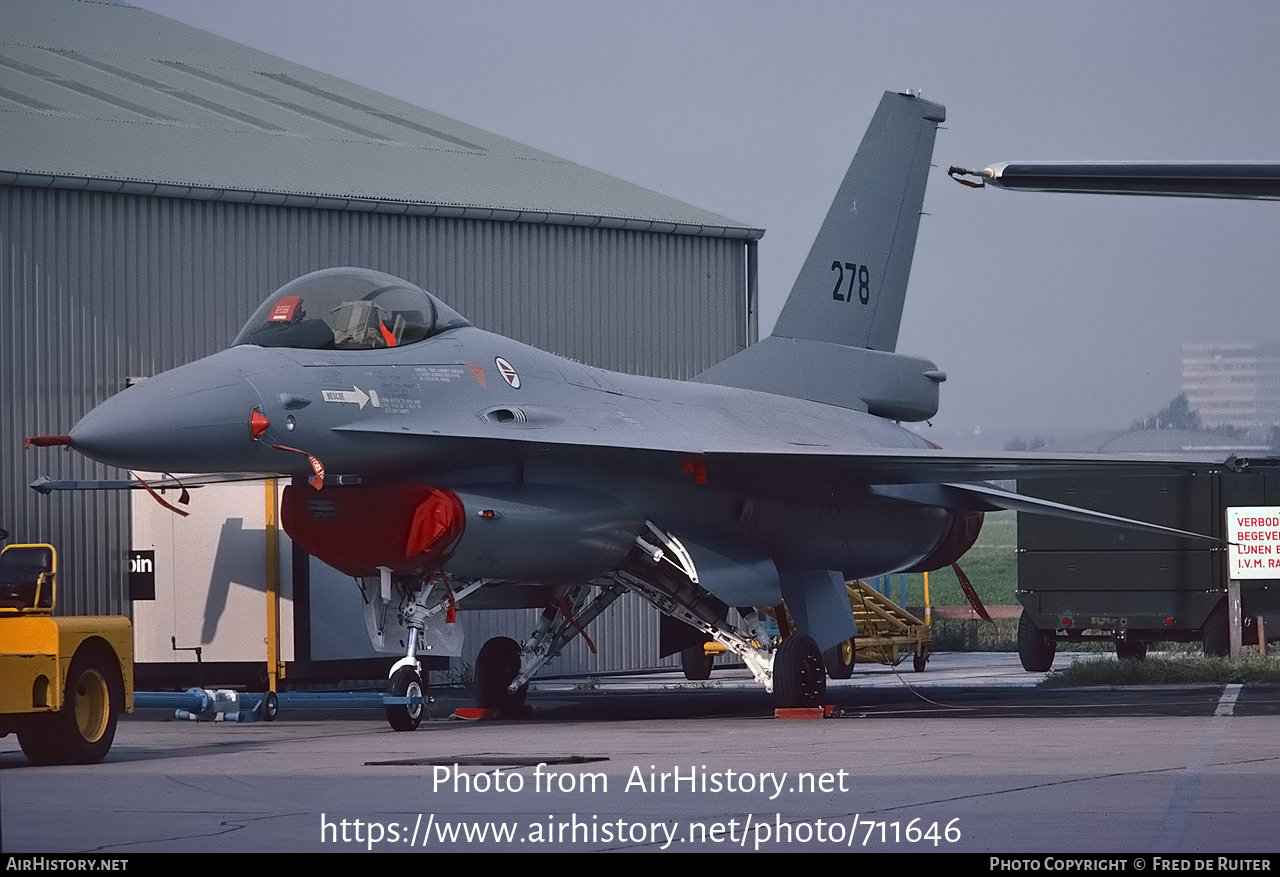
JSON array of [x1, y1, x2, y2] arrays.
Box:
[[1, 186, 747, 643]]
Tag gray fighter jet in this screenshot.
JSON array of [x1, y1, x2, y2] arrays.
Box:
[[35, 92, 1224, 727]]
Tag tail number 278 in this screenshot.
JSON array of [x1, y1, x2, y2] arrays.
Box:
[[830, 261, 870, 304]]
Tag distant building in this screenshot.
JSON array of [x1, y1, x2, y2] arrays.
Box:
[[1182, 343, 1280, 431], [1042, 428, 1268, 455]]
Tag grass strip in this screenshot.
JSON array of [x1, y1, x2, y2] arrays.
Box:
[[1043, 653, 1280, 686]]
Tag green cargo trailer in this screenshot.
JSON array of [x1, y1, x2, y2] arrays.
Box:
[[1015, 459, 1280, 671]]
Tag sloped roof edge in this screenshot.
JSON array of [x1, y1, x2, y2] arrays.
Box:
[[0, 170, 764, 240]]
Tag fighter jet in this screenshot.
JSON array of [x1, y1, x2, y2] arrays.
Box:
[[33, 92, 1225, 727]]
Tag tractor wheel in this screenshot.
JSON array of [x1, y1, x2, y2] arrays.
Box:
[[19, 643, 121, 765]]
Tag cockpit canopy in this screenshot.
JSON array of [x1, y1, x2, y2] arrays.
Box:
[[233, 267, 470, 350]]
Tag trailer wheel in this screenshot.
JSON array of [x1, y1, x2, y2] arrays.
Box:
[[1202, 601, 1230, 657], [19, 643, 121, 765], [824, 639, 855, 680], [1017, 610, 1056, 672]]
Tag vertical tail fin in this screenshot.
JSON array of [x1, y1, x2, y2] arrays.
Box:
[[696, 92, 946, 420], [774, 91, 943, 352]]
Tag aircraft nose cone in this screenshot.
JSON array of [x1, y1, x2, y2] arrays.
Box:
[[70, 353, 269, 473]]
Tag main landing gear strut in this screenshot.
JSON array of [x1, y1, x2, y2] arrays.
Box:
[[474, 583, 626, 712], [381, 522, 835, 727], [616, 522, 827, 708]]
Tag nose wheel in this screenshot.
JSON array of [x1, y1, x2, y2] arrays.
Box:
[[386, 666, 425, 731]]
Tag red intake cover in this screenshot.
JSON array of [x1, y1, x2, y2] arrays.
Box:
[[281, 483, 464, 577], [903, 511, 985, 573]]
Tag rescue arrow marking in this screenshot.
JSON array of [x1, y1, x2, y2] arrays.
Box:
[[321, 386, 377, 409]]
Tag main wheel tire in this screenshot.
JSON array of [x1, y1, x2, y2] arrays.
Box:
[[824, 639, 855, 680], [385, 666, 424, 732], [475, 636, 528, 709], [1202, 601, 1230, 657], [774, 634, 826, 708], [912, 648, 928, 673], [19, 643, 121, 765], [1017, 610, 1056, 672], [680, 644, 715, 680]]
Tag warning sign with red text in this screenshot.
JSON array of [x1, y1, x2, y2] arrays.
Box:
[[1226, 506, 1280, 579]]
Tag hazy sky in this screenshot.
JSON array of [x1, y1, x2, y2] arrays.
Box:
[[131, 0, 1280, 442]]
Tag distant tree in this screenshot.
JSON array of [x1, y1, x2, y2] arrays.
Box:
[[1003, 437, 1048, 452], [1133, 393, 1201, 431], [1209, 423, 1247, 439]]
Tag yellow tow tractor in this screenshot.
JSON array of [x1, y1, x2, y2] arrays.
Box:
[[0, 532, 133, 764]]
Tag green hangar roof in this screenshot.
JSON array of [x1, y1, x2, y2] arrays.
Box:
[[0, 0, 761, 239]]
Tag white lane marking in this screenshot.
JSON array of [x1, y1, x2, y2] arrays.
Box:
[[1214, 682, 1242, 717], [1153, 683, 1243, 851]]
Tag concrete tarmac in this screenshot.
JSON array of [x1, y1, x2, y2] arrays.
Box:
[[2, 653, 1278, 854]]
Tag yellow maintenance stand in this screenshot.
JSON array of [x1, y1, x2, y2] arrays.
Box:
[[0, 542, 134, 764], [681, 580, 932, 682], [813, 581, 931, 679], [844, 580, 931, 672]]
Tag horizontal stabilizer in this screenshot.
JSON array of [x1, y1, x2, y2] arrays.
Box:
[[938, 481, 1226, 545], [694, 337, 944, 420]]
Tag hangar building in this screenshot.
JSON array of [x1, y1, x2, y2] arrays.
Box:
[[1, 0, 761, 679]]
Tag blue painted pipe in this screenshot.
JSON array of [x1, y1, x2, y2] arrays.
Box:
[[134, 689, 428, 716]]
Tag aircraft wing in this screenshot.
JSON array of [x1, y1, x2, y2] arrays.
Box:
[[702, 449, 1231, 542], [333, 416, 1230, 489], [696, 446, 1228, 487], [41, 412, 1230, 540], [948, 161, 1280, 200], [331, 420, 1234, 541]]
